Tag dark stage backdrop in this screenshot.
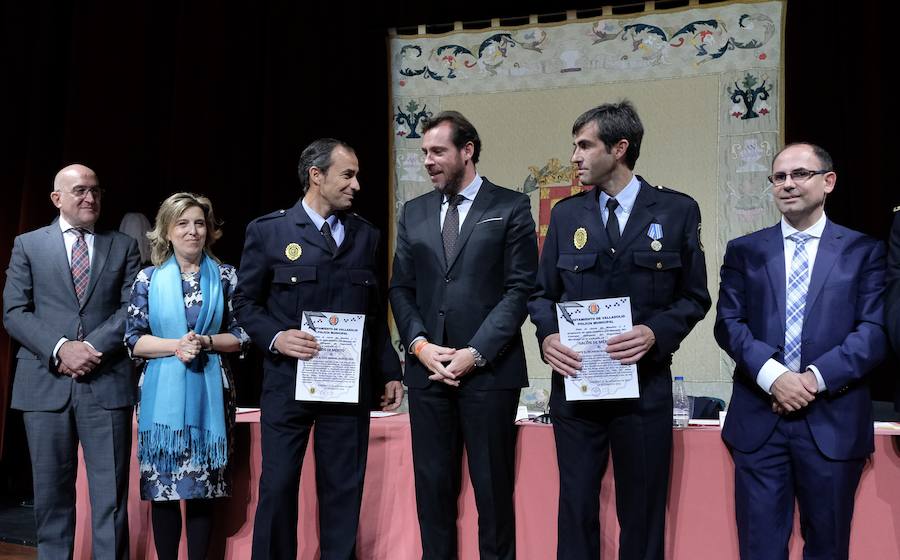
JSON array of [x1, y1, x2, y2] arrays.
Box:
[[0, 0, 891, 476]]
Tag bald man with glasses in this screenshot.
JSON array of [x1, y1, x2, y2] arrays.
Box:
[[715, 143, 887, 559], [3, 164, 141, 559]]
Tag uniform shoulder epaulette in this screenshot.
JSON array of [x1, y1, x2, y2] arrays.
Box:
[[555, 189, 591, 205], [256, 208, 288, 222], [349, 212, 375, 227], [654, 185, 692, 199]]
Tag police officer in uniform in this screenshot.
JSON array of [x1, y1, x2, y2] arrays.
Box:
[[528, 101, 711, 560], [233, 138, 403, 560]]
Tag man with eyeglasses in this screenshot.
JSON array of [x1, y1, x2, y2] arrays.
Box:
[[714, 142, 887, 559], [3, 164, 141, 559]]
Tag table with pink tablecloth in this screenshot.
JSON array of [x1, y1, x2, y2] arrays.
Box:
[[73, 413, 900, 559]]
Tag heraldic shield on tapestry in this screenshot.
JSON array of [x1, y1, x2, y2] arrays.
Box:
[[388, 0, 786, 404], [524, 158, 593, 254]]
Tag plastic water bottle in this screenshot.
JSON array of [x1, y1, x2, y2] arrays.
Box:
[[672, 376, 690, 428]]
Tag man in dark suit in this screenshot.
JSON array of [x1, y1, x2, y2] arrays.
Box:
[[233, 138, 402, 560], [528, 101, 710, 560], [887, 206, 900, 394], [715, 142, 887, 559], [3, 164, 141, 559], [390, 111, 538, 560]]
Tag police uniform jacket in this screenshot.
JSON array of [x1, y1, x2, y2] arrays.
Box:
[[233, 200, 400, 395], [529, 176, 711, 377]]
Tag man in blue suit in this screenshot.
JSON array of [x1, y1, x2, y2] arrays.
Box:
[[887, 206, 900, 386], [715, 142, 887, 560]]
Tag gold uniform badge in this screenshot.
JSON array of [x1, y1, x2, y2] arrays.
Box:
[[573, 227, 587, 250], [285, 243, 302, 261]]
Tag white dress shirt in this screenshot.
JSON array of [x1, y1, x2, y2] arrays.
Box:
[[440, 174, 483, 231], [598, 174, 640, 232], [301, 199, 344, 247], [756, 213, 828, 393], [59, 215, 95, 264], [54, 216, 97, 360]]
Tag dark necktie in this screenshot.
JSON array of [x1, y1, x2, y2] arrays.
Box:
[[605, 198, 621, 247], [71, 228, 90, 303], [442, 194, 465, 263], [320, 221, 338, 254]]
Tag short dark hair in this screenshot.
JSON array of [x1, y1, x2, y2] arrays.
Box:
[[421, 110, 482, 164], [572, 101, 644, 169], [775, 142, 834, 172], [297, 138, 355, 193]]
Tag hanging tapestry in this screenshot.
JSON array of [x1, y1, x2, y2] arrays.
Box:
[[389, 0, 785, 403]]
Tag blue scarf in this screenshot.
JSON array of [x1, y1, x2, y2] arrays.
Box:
[[138, 253, 227, 473]]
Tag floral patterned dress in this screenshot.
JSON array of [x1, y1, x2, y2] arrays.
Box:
[[125, 263, 249, 501]]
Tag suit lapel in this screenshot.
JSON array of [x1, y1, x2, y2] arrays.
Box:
[[47, 225, 81, 307], [81, 231, 110, 307], [334, 213, 356, 258], [763, 225, 787, 333], [446, 181, 496, 271], [804, 220, 841, 319], [290, 201, 332, 254], [580, 188, 611, 257], [616, 183, 656, 256], [423, 190, 445, 269]]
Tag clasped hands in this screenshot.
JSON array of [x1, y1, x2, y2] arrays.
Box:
[[541, 325, 656, 376], [174, 331, 205, 364], [418, 343, 476, 387], [57, 340, 103, 377], [770, 369, 819, 415]]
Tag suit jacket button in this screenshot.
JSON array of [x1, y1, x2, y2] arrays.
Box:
[[291, 276, 297, 283], [656, 262, 663, 269], [444, 277, 450, 283], [439, 311, 445, 317]]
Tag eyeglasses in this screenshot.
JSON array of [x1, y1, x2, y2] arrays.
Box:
[[64, 186, 105, 199], [767, 169, 829, 186]]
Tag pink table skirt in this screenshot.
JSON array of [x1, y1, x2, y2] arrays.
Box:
[[73, 413, 900, 559]]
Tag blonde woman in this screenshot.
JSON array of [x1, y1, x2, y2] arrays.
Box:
[[125, 193, 248, 559]]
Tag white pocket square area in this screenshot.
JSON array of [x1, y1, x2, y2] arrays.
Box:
[[476, 217, 503, 224]]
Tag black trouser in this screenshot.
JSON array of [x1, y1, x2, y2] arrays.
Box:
[[251, 377, 370, 560], [408, 384, 520, 560]]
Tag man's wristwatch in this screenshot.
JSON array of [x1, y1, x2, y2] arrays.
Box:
[[468, 346, 486, 368]]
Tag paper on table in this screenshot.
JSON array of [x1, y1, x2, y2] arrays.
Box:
[[558, 297, 639, 401], [295, 311, 364, 403], [515, 405, 529, 422]]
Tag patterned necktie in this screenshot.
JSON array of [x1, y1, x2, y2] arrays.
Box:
[[320, 221, 338, 254], [784, 232, 812, 371], [71, 228, 90, 303], [442, 194, 465, 263], [605, 198, 621, 247]]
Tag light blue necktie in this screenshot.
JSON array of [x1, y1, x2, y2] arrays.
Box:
[[784, 233, 812, 371]]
